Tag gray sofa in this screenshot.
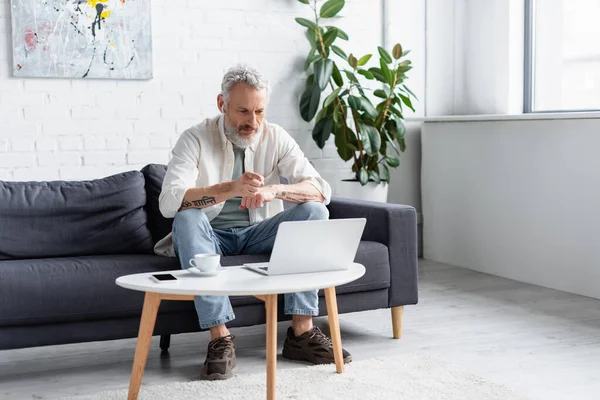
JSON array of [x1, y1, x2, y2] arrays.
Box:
[[0, 163, 418, 351]]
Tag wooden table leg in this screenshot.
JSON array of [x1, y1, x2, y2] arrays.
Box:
[[265, 294, 278, 400], [324, 287, 344, 374], [128, 292, 161, 400]]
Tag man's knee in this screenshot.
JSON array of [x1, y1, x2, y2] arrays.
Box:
[[294, 202, 329, 221], [173, 208, 211, 235]]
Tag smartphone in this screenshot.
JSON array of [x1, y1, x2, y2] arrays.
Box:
[[150, 273, 178, 284]]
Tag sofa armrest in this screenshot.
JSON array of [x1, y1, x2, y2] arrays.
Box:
[[327, 196, 419, 307]]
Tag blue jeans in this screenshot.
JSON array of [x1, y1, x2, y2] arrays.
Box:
[[172, 202, 329, 329]]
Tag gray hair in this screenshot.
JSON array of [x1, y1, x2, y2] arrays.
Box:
[[221, 65, 269, 104]]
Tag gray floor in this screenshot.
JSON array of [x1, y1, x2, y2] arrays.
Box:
[[1, 259, 600, 400]]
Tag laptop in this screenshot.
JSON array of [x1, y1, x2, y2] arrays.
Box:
[[243, 218, 366, 275]]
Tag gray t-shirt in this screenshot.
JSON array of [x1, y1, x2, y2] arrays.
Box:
[[210, 146, 251, 230]]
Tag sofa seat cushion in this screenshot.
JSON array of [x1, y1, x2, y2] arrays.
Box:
[[0, 241, 389, 327], [0, 255, 181, 327], [0, 171, 154, 260]]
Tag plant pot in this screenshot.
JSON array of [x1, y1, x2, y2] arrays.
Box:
[[336, 180, 389, 203]]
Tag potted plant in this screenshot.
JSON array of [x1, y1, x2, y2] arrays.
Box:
[[295, 0, 417, 202]]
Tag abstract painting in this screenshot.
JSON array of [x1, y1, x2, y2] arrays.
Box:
[[10, 0, 153, 79]]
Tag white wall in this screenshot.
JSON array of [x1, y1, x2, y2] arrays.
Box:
[[0, 0, 381, 186], [422, 117, 600, 299]]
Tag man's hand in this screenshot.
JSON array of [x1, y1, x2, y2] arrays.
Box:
[[231, 172, 264, 197], [240, 185, 277, 210]]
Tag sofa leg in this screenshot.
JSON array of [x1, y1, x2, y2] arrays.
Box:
[[391, 306, 404, 339], [160, 334, 171, 351]]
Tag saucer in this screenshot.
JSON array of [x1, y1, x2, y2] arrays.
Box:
[[187, 266, 223, 277]]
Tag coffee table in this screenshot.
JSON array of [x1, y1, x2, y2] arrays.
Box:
[[116, 263, 366, 400]]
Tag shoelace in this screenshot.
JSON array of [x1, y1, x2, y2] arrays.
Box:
[[208, 335, 234, 358], [308, 326, 333, 347]]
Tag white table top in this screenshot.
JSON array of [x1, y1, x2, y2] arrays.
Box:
[[115, 263, 366, 296]]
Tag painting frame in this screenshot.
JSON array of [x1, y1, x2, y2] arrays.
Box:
[[10, 0, 153, 80]]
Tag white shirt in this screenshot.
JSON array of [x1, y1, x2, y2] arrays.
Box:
[[154, 114, 332, 257]]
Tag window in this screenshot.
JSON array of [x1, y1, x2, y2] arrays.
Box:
[[525, 0, 600, 112]]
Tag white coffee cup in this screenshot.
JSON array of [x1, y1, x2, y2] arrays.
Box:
[[189, 253, 220, 273]]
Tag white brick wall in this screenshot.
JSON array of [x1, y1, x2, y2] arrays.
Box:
[[0, 0, 382, 185]]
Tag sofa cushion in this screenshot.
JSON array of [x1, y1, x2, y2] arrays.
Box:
[[141, 164, 172, 245], [0, 241, 389, 327], [0, 171, 154, 260], [0, 255, 181, 327]]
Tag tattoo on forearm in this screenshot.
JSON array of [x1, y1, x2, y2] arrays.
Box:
[[192, 196, 216, 206], [181, 196, 216, 210], [278, 190, 320, 203]]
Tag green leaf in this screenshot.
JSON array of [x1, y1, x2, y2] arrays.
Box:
[[312, 115, 334, 149], [334, 125, 353, 162], [357, 69, 374, 80], [305, 74, 315, 89], [348, 95, 362, 111], [314, 106, 328, 123], [348, 54, 358, 69], [374, 89, 388, 99], [402, 84, 418, 101], [322, 28, 338, 47], [360, 96, 378, 119], [388, 105, 403, 119], [346, 142, 359, 152], [298, 0, 310, 3], [392, 43, 403, 60], [299, 83, 321, 122], [304, 53, 321, 71], [331, 63, 343, 86], [384, 118, 398, 134], [324, 26, 348, 41], [368, 67, 385, 83], [399, 94, 415, 112], [380, 58, 393, 85], [368, 170, 381, 184], [295, 17, 318, 30], [397, 64, 412, 74], [320, 0, 345, 18], [358, 54, 372, 66], [344, 70, 359, 84], [383, 129, 400, 155], [385, 156, 400, 167], [402, 49, 411, 57], [377, 46, 393, 64], [399, 137, 407, 152], [397, 60, 412, 75], [305, 28, 317, 46], [314, 59, 334, 90], [394, 117, 406, 140], [323, 87, 342, 108], [336, 28, 349, 40], [359, 123, 381, 156], [383, 165, 391, 183], [332, 103, 342, 123], [358, 168, 369, 185], [331, 45, 347, 60]]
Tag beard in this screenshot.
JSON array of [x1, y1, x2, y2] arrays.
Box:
[[223, 114, 260, 149]]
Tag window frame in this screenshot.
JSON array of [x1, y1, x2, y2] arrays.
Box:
[[523, 0, 600, 113]]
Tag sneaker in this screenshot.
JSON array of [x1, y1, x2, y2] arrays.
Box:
[[282, 326, 352, 365], [200, 334, 236, 380]]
